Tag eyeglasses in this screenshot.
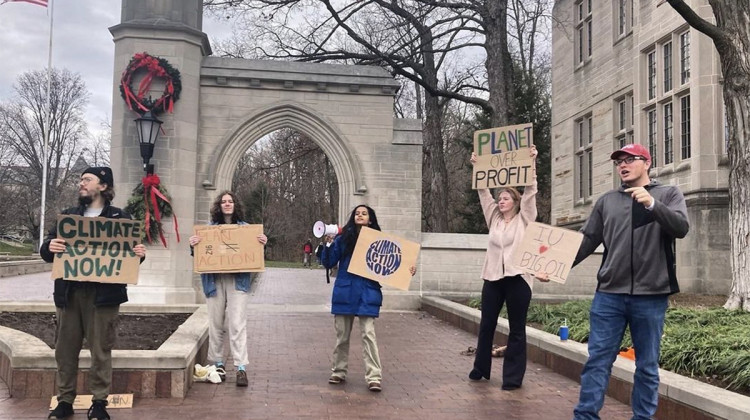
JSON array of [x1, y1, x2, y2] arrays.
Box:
[[613, 156, 647, 166], [80, 177, 98, 184]]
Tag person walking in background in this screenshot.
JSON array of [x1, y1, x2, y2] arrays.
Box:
[[468, 146, 542, 391], [315, 240, 324, 267], [189, 191, 267, 388], [303, 238, 313, 268], [42, 167, 146, 420], [321, 205, 416, 392], [569, 144, 689, 420]]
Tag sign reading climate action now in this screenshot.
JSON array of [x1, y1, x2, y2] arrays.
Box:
[[472, 123, 534, 189], [347, 227, 420, 291], [51, 215, 142, 284]]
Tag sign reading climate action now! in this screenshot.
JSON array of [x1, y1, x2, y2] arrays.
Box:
[[347, 227, 420, 291], [472, 123, 534, 189], [51, 215, 143, 284]]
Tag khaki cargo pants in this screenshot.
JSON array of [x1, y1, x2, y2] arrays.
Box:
[[54, 284, 119, 403]]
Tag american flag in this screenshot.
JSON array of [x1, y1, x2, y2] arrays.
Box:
[[0, 0, 48, 7]]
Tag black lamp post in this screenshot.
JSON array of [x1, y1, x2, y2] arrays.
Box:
[[134, 111, 163, 174]]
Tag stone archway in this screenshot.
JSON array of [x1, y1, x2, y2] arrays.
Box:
[[202, 100, 366, 224], [110, 0, 423, 303]]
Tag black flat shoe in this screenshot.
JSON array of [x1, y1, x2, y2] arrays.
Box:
[[48, 401, 73, 419], [469, 368, 489, 381], [502, 383, 521, 391]]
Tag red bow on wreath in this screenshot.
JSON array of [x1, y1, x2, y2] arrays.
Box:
[[120, 52, 181, 116], [142, 174, 180, 247]]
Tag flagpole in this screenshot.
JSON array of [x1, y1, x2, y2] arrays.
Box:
[[38, 0, 53, 251]]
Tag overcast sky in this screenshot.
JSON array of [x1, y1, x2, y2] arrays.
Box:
[[0, 0, 231, 135]]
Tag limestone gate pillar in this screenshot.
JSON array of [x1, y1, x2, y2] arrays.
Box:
[[109, 0, 210, 303]]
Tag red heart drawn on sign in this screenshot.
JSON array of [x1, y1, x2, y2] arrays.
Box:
[[539, 245, 549, 254]]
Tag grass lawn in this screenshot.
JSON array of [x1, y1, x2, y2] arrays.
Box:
[[264, 260, 325, 269], [0, 242, 34, 256]]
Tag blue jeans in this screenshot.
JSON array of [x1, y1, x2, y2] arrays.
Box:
[[573, 292, 668, 420]]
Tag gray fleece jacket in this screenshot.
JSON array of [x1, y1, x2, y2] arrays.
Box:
[[573, 180, 689, 295]]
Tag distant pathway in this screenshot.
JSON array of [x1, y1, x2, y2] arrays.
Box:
[[0, 271, 54, 302], [0, 268, 633, 419]]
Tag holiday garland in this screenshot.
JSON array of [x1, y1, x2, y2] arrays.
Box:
[[124, 174, 180, 247], [119, 52, 182, 116]]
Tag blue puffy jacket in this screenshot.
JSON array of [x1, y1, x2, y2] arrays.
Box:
[[322, 235, 383, 317]]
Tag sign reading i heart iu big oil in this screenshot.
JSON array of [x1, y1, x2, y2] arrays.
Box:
[[51, 215, 143, 284], [510, 222, 584, 284], [347, 227, 420, 291], [472, 123, 534, 189]]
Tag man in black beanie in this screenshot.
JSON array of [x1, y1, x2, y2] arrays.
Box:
[[41, 167, 146, 420]]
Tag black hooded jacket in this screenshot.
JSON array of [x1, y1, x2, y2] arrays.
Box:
[[40, 203, 141, 307]]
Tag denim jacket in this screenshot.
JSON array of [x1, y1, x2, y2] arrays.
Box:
[[194, 221, 253, 297]]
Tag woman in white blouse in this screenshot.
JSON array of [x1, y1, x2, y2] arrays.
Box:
[[468, 145, 544, 390]]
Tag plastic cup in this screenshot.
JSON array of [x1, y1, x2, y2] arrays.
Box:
[[559, 325, 569, 341]]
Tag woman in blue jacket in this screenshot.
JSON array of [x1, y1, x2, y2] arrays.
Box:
[[321, 205, 415, 392], [189, 191, 267, 387]]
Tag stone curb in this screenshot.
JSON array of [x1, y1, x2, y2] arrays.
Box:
[[0, 304, 207, 370], [0, 260, 51, 278], [422, 296, 750, 420]]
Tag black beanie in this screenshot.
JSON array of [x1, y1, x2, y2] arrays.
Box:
[[82, 167, 113, 188]]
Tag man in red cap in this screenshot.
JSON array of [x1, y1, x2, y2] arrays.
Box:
[[568, 144, 689, 420], [41, 167, 146, 420]]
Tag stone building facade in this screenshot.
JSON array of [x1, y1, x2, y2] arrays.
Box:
[[550, 0, 730, 294]]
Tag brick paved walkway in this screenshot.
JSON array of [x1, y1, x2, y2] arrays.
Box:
[[0, 268, 632, 419]]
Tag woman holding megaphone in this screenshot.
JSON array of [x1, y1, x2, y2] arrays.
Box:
[[321, 204, 416, 392]]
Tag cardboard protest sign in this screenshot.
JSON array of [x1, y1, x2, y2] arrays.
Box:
[[510, 222, 584, 284], [472, 123, 534, 189], [193, 224, 265, 273], [51, 215, 142, 284], [50, 394, 133, 410], [347, 227, 420, 291]]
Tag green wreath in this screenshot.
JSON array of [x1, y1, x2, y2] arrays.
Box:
[[119, 52, 182, 116], [124, 174, 177, 246]]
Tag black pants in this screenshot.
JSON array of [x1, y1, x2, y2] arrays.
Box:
[[472, 275, 532, 387]]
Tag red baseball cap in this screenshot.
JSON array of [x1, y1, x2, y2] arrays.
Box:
[[610, 143, 651, 162]]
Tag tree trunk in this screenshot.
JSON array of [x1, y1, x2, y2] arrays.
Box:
[[422, 86, 450, 232], [419, 22, 450, 232], [668, 0, 750, 310], [723, 88, 750, 310], [717, 1, 750, 309], [484, 0, 514, 126]]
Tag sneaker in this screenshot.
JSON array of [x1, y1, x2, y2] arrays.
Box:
[[48, 400, 74, 419], [87, 400, 110, 420], [236, 369, 248, 387], [215, 364, 227, 382], [368, 381, 382, 392], [328, 375, 345, 384]]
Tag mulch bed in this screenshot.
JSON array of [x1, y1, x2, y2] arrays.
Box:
[[0, 312, 191, 350]]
